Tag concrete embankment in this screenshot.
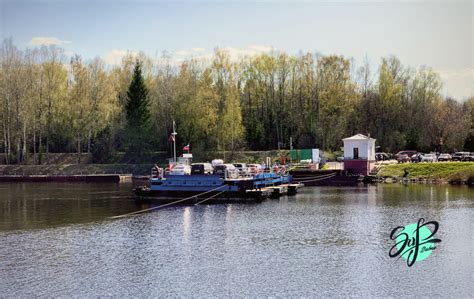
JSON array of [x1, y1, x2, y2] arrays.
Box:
[[0, 174, 131, 183], [0, 164, 153, 183]]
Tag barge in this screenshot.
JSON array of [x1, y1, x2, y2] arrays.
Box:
[[290, 169, 362, 186]]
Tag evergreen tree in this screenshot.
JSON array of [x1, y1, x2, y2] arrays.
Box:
[[125, 61, 151, 154]]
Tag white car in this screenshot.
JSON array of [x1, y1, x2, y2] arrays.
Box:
[[421, 154, 437, 163], [170, 164, 191, 175], [233, 163, 250, 176]]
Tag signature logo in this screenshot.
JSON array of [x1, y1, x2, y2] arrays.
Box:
[[389, 218, 441, 267]]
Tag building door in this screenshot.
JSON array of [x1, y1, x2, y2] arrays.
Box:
[[353, 148, 359, 159]]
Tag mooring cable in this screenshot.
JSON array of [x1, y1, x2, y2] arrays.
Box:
[[295, 172, 337, 183], [110, 184, 228, 219], [295, 173, 335, 181], [294, 172, 337, 181], [296, 173, 337, 183], [194, 190, 226, 206]]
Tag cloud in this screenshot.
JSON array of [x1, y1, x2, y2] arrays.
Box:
[[174, 48, 206, 57], [104, 45, 275, 67], [64, 50, 75, 57], [191, 47, 206, 52], [248, 45, 273, 52], [435, 68, 474, 80], [217, 45, 276, 60], [175, 50, 191, 56], [169, 45, 275, 64], [435, 68, 474, 100], [103, 49, 138, 65], [30, 37, 71, 46]]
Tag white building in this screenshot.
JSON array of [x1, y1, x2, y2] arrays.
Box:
[[342, 134, 376, 175]]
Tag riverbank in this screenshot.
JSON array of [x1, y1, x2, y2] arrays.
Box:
[[378, 162, 474, 185]]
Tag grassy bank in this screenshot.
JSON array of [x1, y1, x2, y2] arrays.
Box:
[[379, 162, 474, 184]]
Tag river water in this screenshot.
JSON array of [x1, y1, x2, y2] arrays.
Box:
[[0, 182, 472, 297]]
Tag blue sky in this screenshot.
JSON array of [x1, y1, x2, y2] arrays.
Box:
[[1, 0, 472, 99]]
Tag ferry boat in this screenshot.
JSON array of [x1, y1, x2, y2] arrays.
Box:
[[134, 170, 301, 204], [133, 123, 302, 204]]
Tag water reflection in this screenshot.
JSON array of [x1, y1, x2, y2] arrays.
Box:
[[183, 207, 191, 241], [0, 182, 136, 231]]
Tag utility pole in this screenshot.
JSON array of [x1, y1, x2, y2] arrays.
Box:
[[290, 137, 293, 164], [172, 120, 177, 163]]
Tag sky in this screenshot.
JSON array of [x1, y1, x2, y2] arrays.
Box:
[[1, 0, 473, 100]]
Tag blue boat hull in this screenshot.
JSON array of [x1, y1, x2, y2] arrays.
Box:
[[133, 173, 294, 203], [134, 187, 270, 203]]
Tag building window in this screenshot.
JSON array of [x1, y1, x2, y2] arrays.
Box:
[[353, 148, 359, 159]]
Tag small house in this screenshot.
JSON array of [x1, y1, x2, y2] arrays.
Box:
[[342, 134, 376, 175]]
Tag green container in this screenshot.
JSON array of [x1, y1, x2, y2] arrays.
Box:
[[290, 149, 312, 162]]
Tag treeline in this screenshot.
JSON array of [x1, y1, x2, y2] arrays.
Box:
[[1, 38, 473, 164]]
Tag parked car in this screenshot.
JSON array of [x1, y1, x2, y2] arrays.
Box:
[[248, 163, 263, 175], [375, 152, 390, 161], [191, 163, 213, 175], [397, 154, 411, 163], [395, 150, 417, 161], [213, 164, 236, 177], [461, 152, 474, 162], [336, 156, 344, 162], [170, 164, 191, 175], [437, 153, 452, 162], [421, 153, 437, 163], [211, 159, 224, 167], [233, 163, 250, 176], [452, 152, 470, 161], [410, 153, 423, 163]]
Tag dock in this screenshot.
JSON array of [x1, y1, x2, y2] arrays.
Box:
[[260, 183, 304, 198]]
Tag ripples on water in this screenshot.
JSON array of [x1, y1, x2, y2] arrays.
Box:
[[0, 183, 473, 297]]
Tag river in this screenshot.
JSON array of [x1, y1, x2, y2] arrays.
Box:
[[0, 182, 472, 297]]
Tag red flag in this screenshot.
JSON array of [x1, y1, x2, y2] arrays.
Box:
[[182, 144, 190, 151], [168, 134, 175, 142]]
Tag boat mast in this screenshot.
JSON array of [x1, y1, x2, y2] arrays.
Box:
[[172, 120, 177, 163]]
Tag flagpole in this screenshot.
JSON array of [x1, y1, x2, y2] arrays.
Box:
[[172, 120, 177, 163]]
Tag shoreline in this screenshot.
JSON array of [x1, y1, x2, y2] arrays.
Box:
[[376, 162, 474, 186], [1, 162, 473, 186]]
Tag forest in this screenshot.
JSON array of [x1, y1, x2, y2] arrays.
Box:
[[1, 38, 473, 164]]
